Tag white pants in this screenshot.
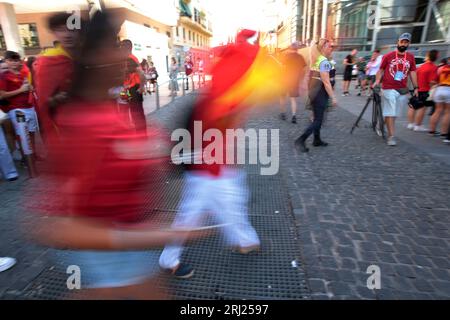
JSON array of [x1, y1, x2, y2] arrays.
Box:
[[381, 89, 408, 117], [159, 168, 260, 269], [0, 126, 18, 180], [8, 107, 38, 133]]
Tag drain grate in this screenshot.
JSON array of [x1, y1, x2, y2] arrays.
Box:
[[20, 165, 310, 300]]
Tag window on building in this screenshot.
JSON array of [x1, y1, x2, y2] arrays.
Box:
[[0, 26, 6, 50], [183, 28, 186, 39], [18, 23, 40, 48], [144, 23, 151, 28], [194, 8, 199, 23], [176, 26, 179, 37], [166, 31, 171, 38], [189, 30, 191, 41]]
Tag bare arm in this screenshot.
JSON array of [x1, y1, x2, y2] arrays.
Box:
[[409, 70, 418, 88], [0, 84, 29, 99], [30, 216, 210, 251], [374, 68, 384, 87]]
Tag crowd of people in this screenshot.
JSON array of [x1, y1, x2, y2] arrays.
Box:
[[283, 33, 449, 148], [0, 7, 449, 298], [339, 34, 449, 145]]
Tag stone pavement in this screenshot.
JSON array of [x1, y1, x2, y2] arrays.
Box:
[[337, 84, 450, 166], [275, 88, 450, 299], [0, 82, 449, 299]]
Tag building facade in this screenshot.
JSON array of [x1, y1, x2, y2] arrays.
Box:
[[264, 0, 449, 53], [172, 0, 213, 70], [0, 0, 180, 75]]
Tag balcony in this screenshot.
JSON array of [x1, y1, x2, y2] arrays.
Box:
[[179, 15, 213, 37]]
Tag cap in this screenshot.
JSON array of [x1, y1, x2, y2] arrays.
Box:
[[4, 51, 21, 60], [399, 33, 412, 42]]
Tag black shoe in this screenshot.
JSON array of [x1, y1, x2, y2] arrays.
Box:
[[164, 263, 194, 279], [291, 115, 297, 124], [357, 93, 361, 96], [313, 140, 329, 147], [7, 176, 19, 182], [280, 113, 286, 120], [295, 138, 309, 152]]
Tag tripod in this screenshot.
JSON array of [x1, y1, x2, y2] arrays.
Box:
[[350, 87, 386, 140]]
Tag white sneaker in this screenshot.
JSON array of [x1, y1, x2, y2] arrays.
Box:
[[444, 139, 450, 144], [0, 257, 16, 272], [407, 123, 414, 130], [387, 136, 397, 146], [413, 125, 428, 132]]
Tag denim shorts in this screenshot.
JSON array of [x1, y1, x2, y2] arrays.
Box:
[[54, 249, 161, 289]]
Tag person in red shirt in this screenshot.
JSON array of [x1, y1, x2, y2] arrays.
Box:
[[407, 50, 439, 132], [29, 10, 208, 299], [34, 12, 81, 145], [374, 33, 419, 146], [184, 55, 194, 91], [0, 51, 38, 156], [159, 29, 268, 279], [120, 39, 147, 134]]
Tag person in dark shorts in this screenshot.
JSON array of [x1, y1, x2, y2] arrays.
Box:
[[342, 49, 357, 96], [407, 50, 439, 132], [279, 42, 307, 124]]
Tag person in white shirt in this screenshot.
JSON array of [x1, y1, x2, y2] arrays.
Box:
[[364, 49, 382, 95]]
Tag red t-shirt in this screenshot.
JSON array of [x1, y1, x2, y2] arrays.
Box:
[[417, 61, 438, 92], [36, 101, 170, 224], [380, 51, 416, 90], [128, 54, 141, 85], [0, 70, 32, 112]]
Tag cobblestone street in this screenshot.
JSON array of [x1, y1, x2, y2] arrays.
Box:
[[1, 85, 449, 299]]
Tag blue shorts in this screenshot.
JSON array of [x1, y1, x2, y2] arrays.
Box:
[[54, 249, 161, 289]]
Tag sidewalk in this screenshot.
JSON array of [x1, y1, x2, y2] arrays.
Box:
[[336, 82, 450, 166]]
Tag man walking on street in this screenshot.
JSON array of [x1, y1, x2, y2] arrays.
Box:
[[121, 40, 147, 134], [373, 33, 418, 146], [34, 12, 81, 145], [279, 42, 307, 124]]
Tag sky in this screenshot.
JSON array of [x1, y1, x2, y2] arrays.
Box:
[[208, 0, 267, 46]]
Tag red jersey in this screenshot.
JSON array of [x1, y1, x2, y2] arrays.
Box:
[[417, 61, 438, 92], [380, 51, 416, 90], [34, 46, 74, 142], [0, 69, 32, 112], [128, 54, 141, 85], [39, 101, 170, 224]]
